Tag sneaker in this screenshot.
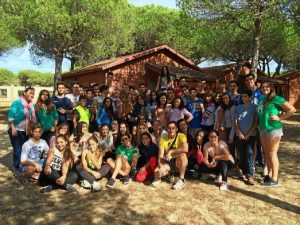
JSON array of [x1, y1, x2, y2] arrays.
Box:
[[247, 177, 255, 185], [65, 184, 77, 193], [123, 176, 131, 185], [262, 175, 271, 185], [81, 180, 92, 189], [91, 181, 101, 192], [129, 167, 137, 178], [40, 185, 53, 193], [151, 178, 161, 187], [106, 178, 116, 189], [270, 179, 280, 187], [219, 182, 228, 191], [172, 179, 185, 191], [214, 174, 222, 184]]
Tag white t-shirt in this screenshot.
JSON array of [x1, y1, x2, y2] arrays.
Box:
[[21, 139, 49, 163], [65, 94, 80, 106]]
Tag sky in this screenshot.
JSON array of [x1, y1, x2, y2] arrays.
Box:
[[0, 0, 276, 73]]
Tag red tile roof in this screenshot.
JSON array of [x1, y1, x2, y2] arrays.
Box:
[[63, 45, 200, 77]]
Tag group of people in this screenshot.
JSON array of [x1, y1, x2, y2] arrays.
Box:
[[7, 66, 296, 193]]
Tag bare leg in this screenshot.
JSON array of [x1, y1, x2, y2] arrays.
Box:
[[176, 153, 188, 179], [268, 136, 281, 181], [260, 136, 271, 176], [111, 156, 123, 179]]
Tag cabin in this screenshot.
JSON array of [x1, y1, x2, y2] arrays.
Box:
[[279, 70, 300, 109], [62, 45, 209, 90]]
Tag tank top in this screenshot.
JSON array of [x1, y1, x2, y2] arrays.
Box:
[[51, 147, 63, 171]]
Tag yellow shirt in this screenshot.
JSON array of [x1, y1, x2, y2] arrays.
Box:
[[159, 132, 187, 156]]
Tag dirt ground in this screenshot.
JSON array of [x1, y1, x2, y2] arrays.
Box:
[[0, 110, 299, 225]]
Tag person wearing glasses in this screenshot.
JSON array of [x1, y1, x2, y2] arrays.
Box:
[[106, 133, 139, 188], [202, 130, 235, 191], [257, 81, 296, 187], [151, 121, 188, 191]]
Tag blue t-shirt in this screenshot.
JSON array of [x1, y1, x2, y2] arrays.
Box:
[[251, 88, 265, 106], [51, 96, 73, 123], [236, 104, 257, 136], [185, 98, 203, 128]]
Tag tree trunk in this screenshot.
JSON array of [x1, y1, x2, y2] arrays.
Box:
[[70, 57, 76, 71], [266, 60, 270, 76], [273, 62, 282, 77], [53, 52, 63, 95], [251, 16, 262, 79]]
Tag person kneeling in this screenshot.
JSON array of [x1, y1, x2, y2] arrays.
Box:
[[151, 121, 188, 191], [202, 130, 235, 191]]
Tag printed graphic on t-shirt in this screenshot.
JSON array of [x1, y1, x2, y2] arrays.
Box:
[[28, 146, 43, 161]]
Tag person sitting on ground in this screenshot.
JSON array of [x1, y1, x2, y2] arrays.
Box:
[[151, 120, 167, 145], [106, 134, 139, 188], [76, 136, 110, 192], [94, 124, 115, 161], [40, 134, 78, 193], [151, 121, 188, 191], [177, 119, 203, 177], [135, 132, 159, 183], [20, 123, 49, 182], [69, 122, 92, 163], [202, 130, 235, 191]]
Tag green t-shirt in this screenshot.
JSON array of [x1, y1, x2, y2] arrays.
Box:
[[256, 95, 286, 131], [115, 145, 139, 164]]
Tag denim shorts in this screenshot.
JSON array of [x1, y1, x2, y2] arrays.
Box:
[[19, 159, 45, 172], [260, 128, 283, 137]]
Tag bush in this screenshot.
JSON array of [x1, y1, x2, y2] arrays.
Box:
[[18, 70, 53, 86], [0, 68, 18, 85]]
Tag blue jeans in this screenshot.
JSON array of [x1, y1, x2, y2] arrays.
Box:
[[237, 135, 255, 177], [256, 130, 264, 165], [8, 128, 28, 169]]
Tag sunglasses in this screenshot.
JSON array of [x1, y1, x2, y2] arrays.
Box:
[[121, 137, 129, 142]]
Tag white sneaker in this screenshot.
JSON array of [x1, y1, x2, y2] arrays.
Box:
[[172, 179, 185, 191], [92, 181, 101, 192], [81, 180, 91, 189], [151, 178, 161, 187], [219, 182, 228, 191], [214, 174, 222, 184]]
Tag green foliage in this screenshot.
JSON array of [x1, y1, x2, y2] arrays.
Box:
[[0, 68, 17, 85], [18, 70, 53, 86], [0, 5, 24, 55]]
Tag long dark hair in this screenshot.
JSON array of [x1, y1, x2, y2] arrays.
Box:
[[262, 81, 276, 108], [172, 96, 185, 109], [220, 93, 233, 110], [56, 134, 74, 168], [157, 93, 168, 109], [103, 97, 115, 121], [161, 66, 171, 84], [74, 122, 88, 143], [35, 89, 54, 113]]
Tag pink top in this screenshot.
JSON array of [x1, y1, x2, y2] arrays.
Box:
[[168, 108, 192, 122]]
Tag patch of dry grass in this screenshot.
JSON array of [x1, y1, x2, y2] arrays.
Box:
[[0, 115, 299, 225]]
